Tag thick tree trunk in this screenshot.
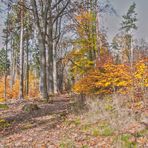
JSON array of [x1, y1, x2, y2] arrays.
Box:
[[38, 33, 48, 99], [31, 0, 48, 100], [47, 19, 54, 94], [57, 63, 65, 93]]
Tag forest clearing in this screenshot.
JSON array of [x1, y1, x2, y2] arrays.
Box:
[[0, 0, 148, 147]]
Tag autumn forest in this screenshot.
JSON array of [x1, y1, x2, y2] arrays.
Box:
[[0, 0, 147, 147]]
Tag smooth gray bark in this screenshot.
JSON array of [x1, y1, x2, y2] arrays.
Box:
[[19, 0, 25, 99], [31, 0, 48, 99]]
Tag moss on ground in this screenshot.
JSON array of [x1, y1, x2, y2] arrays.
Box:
[[0, 103, 9, 109], [0, 119, 10, 129], [22, 103, 39, 112]]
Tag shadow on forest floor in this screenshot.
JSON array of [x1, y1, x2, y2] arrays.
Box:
[[0, 95, 147, 147], [0, 97, 71, 137]]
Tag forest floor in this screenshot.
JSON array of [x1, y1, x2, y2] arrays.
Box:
[[0, 94, 148, 148]]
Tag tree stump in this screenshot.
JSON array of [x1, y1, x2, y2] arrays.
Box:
[[22, 103, 39, 112]]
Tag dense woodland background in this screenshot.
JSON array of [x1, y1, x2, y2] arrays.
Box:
[[0, 0, 147, 100], [0, 0, 147, 147]]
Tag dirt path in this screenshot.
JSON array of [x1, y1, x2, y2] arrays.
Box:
[[0, 95, 73, 147], [0, 95, 148, 147], [0, 97, 113, 148]]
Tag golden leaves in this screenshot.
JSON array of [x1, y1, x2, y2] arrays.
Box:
[[0, 73, 40, 99], [73, 59, 148, 95]]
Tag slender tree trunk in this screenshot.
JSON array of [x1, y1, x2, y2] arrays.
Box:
[[53, 43, 57, 94], [4, 41, 8, 99], [10, 34, 14, 91], [130, 36, 133, 68], [4, 4, 9, 99], [10, 36, 17, 91], [46, 44, 49, 92], [48, 17, 54, 94], [26, 37, 29, 95], [95, 1, 101, 66], [19, 0, 24, 99], [4, 39, 8, 99]]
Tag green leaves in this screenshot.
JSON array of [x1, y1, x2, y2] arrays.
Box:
[[121, 2, 137, 33], [0, 48, 10, 75]]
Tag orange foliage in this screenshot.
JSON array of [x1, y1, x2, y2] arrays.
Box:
[[0, 73, 40, 100], [73, 63, 131, 95], [0, 77, 12, 99], [73, 59, 148, 95], [134, 59, 148, 87]]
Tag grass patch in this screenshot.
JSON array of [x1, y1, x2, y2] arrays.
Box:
[[59, 139, 76, 148], [81, 145, 89, 148], [22, 104, 39, 112], [98, 122, 114, 136], [64, 117, 81, 127], [135, 129, 148, 137], [81, 124, 92, 132], [0, 119, 10, 129], [105, 104, 114, 111], [121, 134, 137, 148], [91, 122, 114, 137], [21, 123, 36, 130], [0, 104, 9, 110], [92, 128, 100, 136], [101, 127, 113, 136]]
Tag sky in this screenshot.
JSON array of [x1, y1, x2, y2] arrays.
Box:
[[104, 0, 148, 42], [0, 0, 148, 48]]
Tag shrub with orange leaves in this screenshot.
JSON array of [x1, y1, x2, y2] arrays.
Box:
[[134, 59, 148, 87], [132, 59, 148, 100], [73, 63, 132, 95], [27, 73, 40, 98], [73, 59, 148, 96], [0, 77, 12, 99], [0, 72, 40, 100]]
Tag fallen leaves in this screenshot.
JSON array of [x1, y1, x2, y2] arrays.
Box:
[[0, 96, 147, 147]]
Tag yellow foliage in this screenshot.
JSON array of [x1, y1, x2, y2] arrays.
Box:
[[0, 72, 40, 100], [0, 98, 5, 102], [73, 59, 148, 95], [134, 59, 148, 87]]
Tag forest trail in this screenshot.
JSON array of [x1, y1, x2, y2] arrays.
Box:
[[0, 95, 148, 147], [0, 95, 73, 147]]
